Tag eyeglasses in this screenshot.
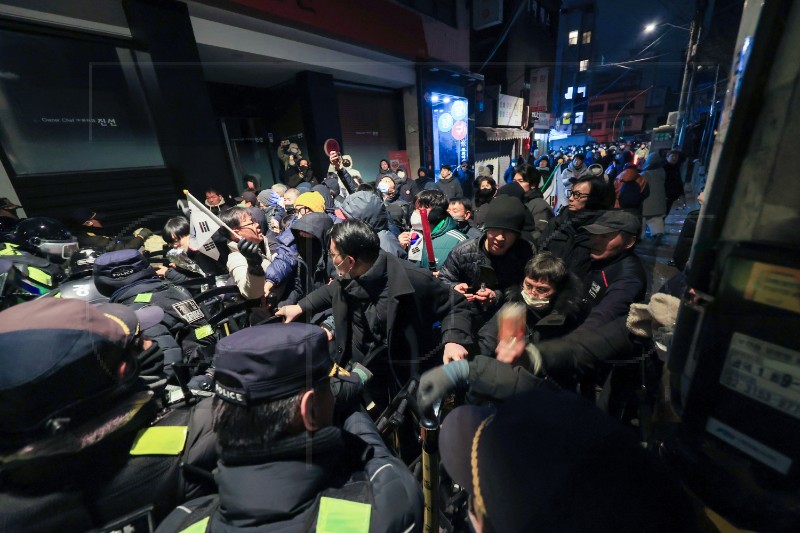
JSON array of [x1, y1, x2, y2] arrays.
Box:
[[240, 220, 258, 229], [522, 282, 555, 296], [566, 189, 590, 200], [297, 206, 312, 216]]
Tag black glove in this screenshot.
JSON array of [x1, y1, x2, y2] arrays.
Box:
[[417, 360, 469, 415], [238, 239, 264, 275]]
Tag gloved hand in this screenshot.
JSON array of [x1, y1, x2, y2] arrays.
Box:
[[417, 359, 470, 414], [238, 239, 261, 264], [238, 239, 264, 275], [134, 227, 153, 240]]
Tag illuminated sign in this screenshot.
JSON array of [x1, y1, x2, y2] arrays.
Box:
[[431, 92, 469, 171]]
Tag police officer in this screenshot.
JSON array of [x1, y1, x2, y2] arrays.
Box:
[[155, 323, 423, 532], [0, 299, 217, 531]]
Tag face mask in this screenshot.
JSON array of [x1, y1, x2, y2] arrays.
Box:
[[409, 210, 423, 231], [521, 289, 550, 311], [289, 161, 296, 166], [299, 165, 308, 171], [451, 214, 466, 222], [334, 256, 352, 280], [343, 159, 351, 167], [237, 202, 246, 207], [377, 182, 391, 195], [397, 171, 405, 179]]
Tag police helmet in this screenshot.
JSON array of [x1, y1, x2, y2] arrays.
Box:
[[14, 217, 78, 264], [68, 248, 101, 279]]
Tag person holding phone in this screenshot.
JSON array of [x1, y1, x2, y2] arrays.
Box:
[[438, 195, 536, 355]]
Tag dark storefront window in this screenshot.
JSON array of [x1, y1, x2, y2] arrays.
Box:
[[0, 27, 164, 176]]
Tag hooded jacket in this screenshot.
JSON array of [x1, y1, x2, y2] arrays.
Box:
[[558, 159, 590, 186], [340, 192, 406, 259], [375, 160, 398, 184], [288, 213, 334, 305]]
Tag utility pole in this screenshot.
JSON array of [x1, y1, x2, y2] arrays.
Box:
[[675, 1, 707, 149]]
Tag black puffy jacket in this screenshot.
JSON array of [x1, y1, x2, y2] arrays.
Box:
[[536, 209, 602, 280], [438, 234, 535, 329]]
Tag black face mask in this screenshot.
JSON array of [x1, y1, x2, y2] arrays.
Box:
[[476, 189, 495, 199], [343, 160, 351, 167], [299, 165, 308, 172]]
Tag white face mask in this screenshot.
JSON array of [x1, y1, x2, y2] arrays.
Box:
[[397, 171, 405, 179], [377, 182, 391, 195], [521, 289, 550, 311], [409, 210, 424, 231], [334, 256, 352, 280]]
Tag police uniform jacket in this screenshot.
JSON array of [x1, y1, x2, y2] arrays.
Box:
[[155, 412, 423, 533]]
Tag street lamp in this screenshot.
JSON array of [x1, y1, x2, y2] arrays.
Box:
[[643, 22, 690, 34], [642, 21, 696, 149]]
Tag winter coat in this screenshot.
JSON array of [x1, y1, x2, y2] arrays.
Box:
[[534, 251, 646, 389], [454, 167, 475, 198], [3, 395, 217, 532], [436, 175, 463, 200], [673, 209, 700, 271], [288, 213, 335, 305], [439, 234, 535, 327], [298, 252, 473, 394], [663, 161, 684, 202], [559, 160, 590, 186], [477, 273, 588, 356], [226, 238, 272, 300], [525, 188, 554, 240], [415, 215, 469, 269], [614, 166, 650, 211], [537, 209, 602, 280], [340, 192, 407, 259], [395, 174, 420, 204], [640, 154, 667, 218], [110, 278, 215, 367], [375, 162, 398, 184], [154, 412, 422, 533]]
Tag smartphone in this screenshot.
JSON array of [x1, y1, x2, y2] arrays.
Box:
[[471, 265, 498, 293]]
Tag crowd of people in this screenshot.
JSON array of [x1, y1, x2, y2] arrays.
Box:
[[0, 140, 701, 532]]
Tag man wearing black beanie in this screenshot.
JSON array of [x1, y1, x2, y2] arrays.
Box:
[[439, 195, 536, 351]]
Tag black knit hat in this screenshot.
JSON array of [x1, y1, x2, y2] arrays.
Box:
[[93, 249, 156, 297], [482, 195, 535, 236]]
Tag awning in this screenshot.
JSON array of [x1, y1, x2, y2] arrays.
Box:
[[476, 127, 531, 141]]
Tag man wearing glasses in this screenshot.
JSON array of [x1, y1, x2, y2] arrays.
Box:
[[219, 207, 272, 299], [537, 174, 614, 279]]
